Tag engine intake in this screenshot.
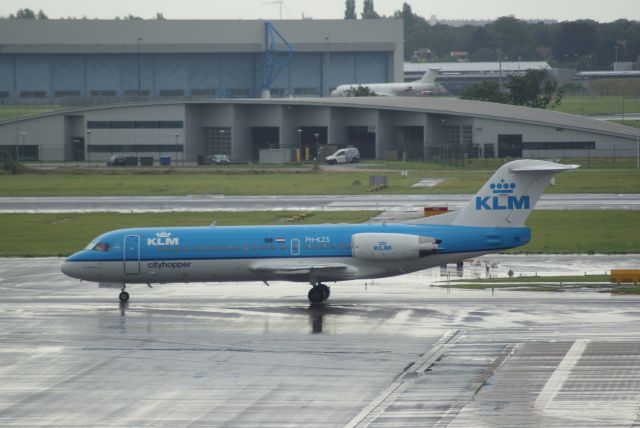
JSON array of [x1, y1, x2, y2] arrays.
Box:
[[351, 233, 439, 261]]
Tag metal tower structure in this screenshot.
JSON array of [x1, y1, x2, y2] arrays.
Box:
[[261, 21, 295, 98]]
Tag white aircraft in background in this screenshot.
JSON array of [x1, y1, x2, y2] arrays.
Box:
[[330, 69, 447, 97]]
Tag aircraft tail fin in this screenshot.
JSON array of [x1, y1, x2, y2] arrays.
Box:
[[421, 159, 578, 228], [417, 69, 439, 84]]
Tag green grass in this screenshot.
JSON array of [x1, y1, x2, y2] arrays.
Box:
[[550, 96, 640, 116], [0, 211, 376, 257], [451, 275, 609, 284], [514, 210, 640, 254], [1, 167, 638, 196], [0, 106, 63, 122], [611, 120, 640, 129], [1, 210, 638, 257]]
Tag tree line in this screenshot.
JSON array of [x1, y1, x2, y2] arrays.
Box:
[[345, 1, 639, 69]]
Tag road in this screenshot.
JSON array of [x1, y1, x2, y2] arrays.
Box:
[[1, 255, 640, 427], [1, 193, 639, 213]]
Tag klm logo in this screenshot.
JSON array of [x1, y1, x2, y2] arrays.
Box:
[[147, 231, 180, 246], [475, 179, 530, 211], [374, 241, 392, 251]]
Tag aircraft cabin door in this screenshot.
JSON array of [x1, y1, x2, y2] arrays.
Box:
[[124, 235, 141, 275], [291, 238, 300, 256]]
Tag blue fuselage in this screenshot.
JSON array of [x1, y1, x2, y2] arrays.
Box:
[[62, 223, 530, 284]]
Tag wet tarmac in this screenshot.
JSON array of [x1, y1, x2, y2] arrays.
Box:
[[1, 193, 639, 213], [2, 255, 640, 427]]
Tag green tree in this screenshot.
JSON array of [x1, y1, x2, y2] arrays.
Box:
[[154, 12, 165, 20], [460, 81, 507, 103], [36, 9, 48, 19], [362, 0, 380, 19], [13, 8, 37, 19], [553, 20, 597, 62], [506, 70, 563, 109], [344, 0, 356, 19], [345, 85, 378, 97]]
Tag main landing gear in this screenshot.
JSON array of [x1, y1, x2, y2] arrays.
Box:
[[119, 285, 130, 303], [308, 283, 330, 304]]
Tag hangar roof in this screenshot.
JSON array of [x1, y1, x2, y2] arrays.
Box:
[[0, 19, 402, 54], [2, 97, 639, 141]]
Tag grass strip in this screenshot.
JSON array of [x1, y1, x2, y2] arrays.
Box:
[[1, 168, 638, 196], [0, 211, 376, 257]]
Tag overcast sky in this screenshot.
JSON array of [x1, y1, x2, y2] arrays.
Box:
[[1, 0, 638, 22]]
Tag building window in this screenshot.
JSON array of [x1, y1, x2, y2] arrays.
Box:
[[159, 89, 185, 97], [54, 90, 81, 98], [87, 121, 183, 129], [270, 88, 286, 98], [293, 87, 318, 97], [192, 89, 216, 98], [123, 90, 150, 97], [0, 91, 9, 98], [90, 90, 117, 97], [203, 127, 231, 156], [87, 144, 183, 153], [523, 141, 596, 150], [20, 91, 47, 98], [227, 88, 250, 98]]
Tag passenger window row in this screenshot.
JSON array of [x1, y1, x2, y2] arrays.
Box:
[[155, 242, 348, 253]]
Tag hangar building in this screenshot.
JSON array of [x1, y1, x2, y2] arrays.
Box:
[[0, 19, 403, 102], [1, 97, 638, 164]]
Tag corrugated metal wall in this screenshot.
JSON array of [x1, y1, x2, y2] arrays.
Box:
[[0, 52, 388, 101]]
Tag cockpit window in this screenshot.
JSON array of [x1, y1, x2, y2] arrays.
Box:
[[90, 242, 110, 252]]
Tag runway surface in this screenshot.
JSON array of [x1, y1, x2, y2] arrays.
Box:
[[1, 193, 639, 213], [2, 255, 640, 427]]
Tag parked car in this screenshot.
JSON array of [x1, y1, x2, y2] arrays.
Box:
[[106, 155, 126, 166], [325, 147, 360, 164], [211, 154, 230, 165]]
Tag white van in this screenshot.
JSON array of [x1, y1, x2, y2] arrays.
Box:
[[325, 147, 360, 164]]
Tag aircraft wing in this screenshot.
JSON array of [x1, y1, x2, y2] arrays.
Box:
[[252, 262, 359, 276]]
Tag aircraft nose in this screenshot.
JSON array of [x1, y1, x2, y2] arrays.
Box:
[[60, 260, 80, 279]]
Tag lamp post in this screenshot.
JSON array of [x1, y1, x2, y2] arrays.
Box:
[[86, 130, 91, 166], [174, 133, 179, 167], [137, 37, 142, 98], [18, 131, 26, 162], [314, 133, 320, 169], [297, 129, 302, 162], [324, 36, 330, 96]]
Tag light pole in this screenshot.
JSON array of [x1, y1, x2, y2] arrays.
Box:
[[297, 129, 302, 162], [174, 133, 179, 167], [497, 34, 503, 87], [86, 130, 91, 165], [137, 37, 142, 98], [324, 36, 330, 96], [18, 131, 26, 162], [314, 133, 320, 169]]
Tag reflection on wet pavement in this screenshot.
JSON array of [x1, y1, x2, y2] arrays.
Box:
[[1, 255, 640, 427]]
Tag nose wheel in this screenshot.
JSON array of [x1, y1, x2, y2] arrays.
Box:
[[119, 285, 130, 303], [308, 283, 330, 304]]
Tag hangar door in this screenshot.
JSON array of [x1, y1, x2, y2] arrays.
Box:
[[347, 126, 376, 159], [251, 127, 279, 161], [498, 134, 522, 158]]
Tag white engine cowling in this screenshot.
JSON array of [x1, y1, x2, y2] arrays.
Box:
[[351, 233, 438, 261]]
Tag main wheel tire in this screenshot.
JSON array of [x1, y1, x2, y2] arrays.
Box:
[[308, 287, 325, 304], [351, 157, 359, 163], [119, 291, 130, 303], [319, 284, 331, 300]]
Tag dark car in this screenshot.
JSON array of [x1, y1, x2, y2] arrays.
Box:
[[106, 155, 126, 166]]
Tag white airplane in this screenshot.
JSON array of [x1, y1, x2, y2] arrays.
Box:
[[330, 69, 447, 97], [61, 160, 576, 304]]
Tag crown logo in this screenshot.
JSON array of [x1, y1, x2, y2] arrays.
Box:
[[489, 179, 515, 194], [156, 231, 172, 238]]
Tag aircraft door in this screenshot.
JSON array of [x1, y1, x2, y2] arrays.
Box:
[[291, 238, 300, 256], [124, 235, 140, 275]]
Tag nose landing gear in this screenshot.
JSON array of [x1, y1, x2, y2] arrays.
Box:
[[119, 285, 130, 303], [308, 283, 330, 304]]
